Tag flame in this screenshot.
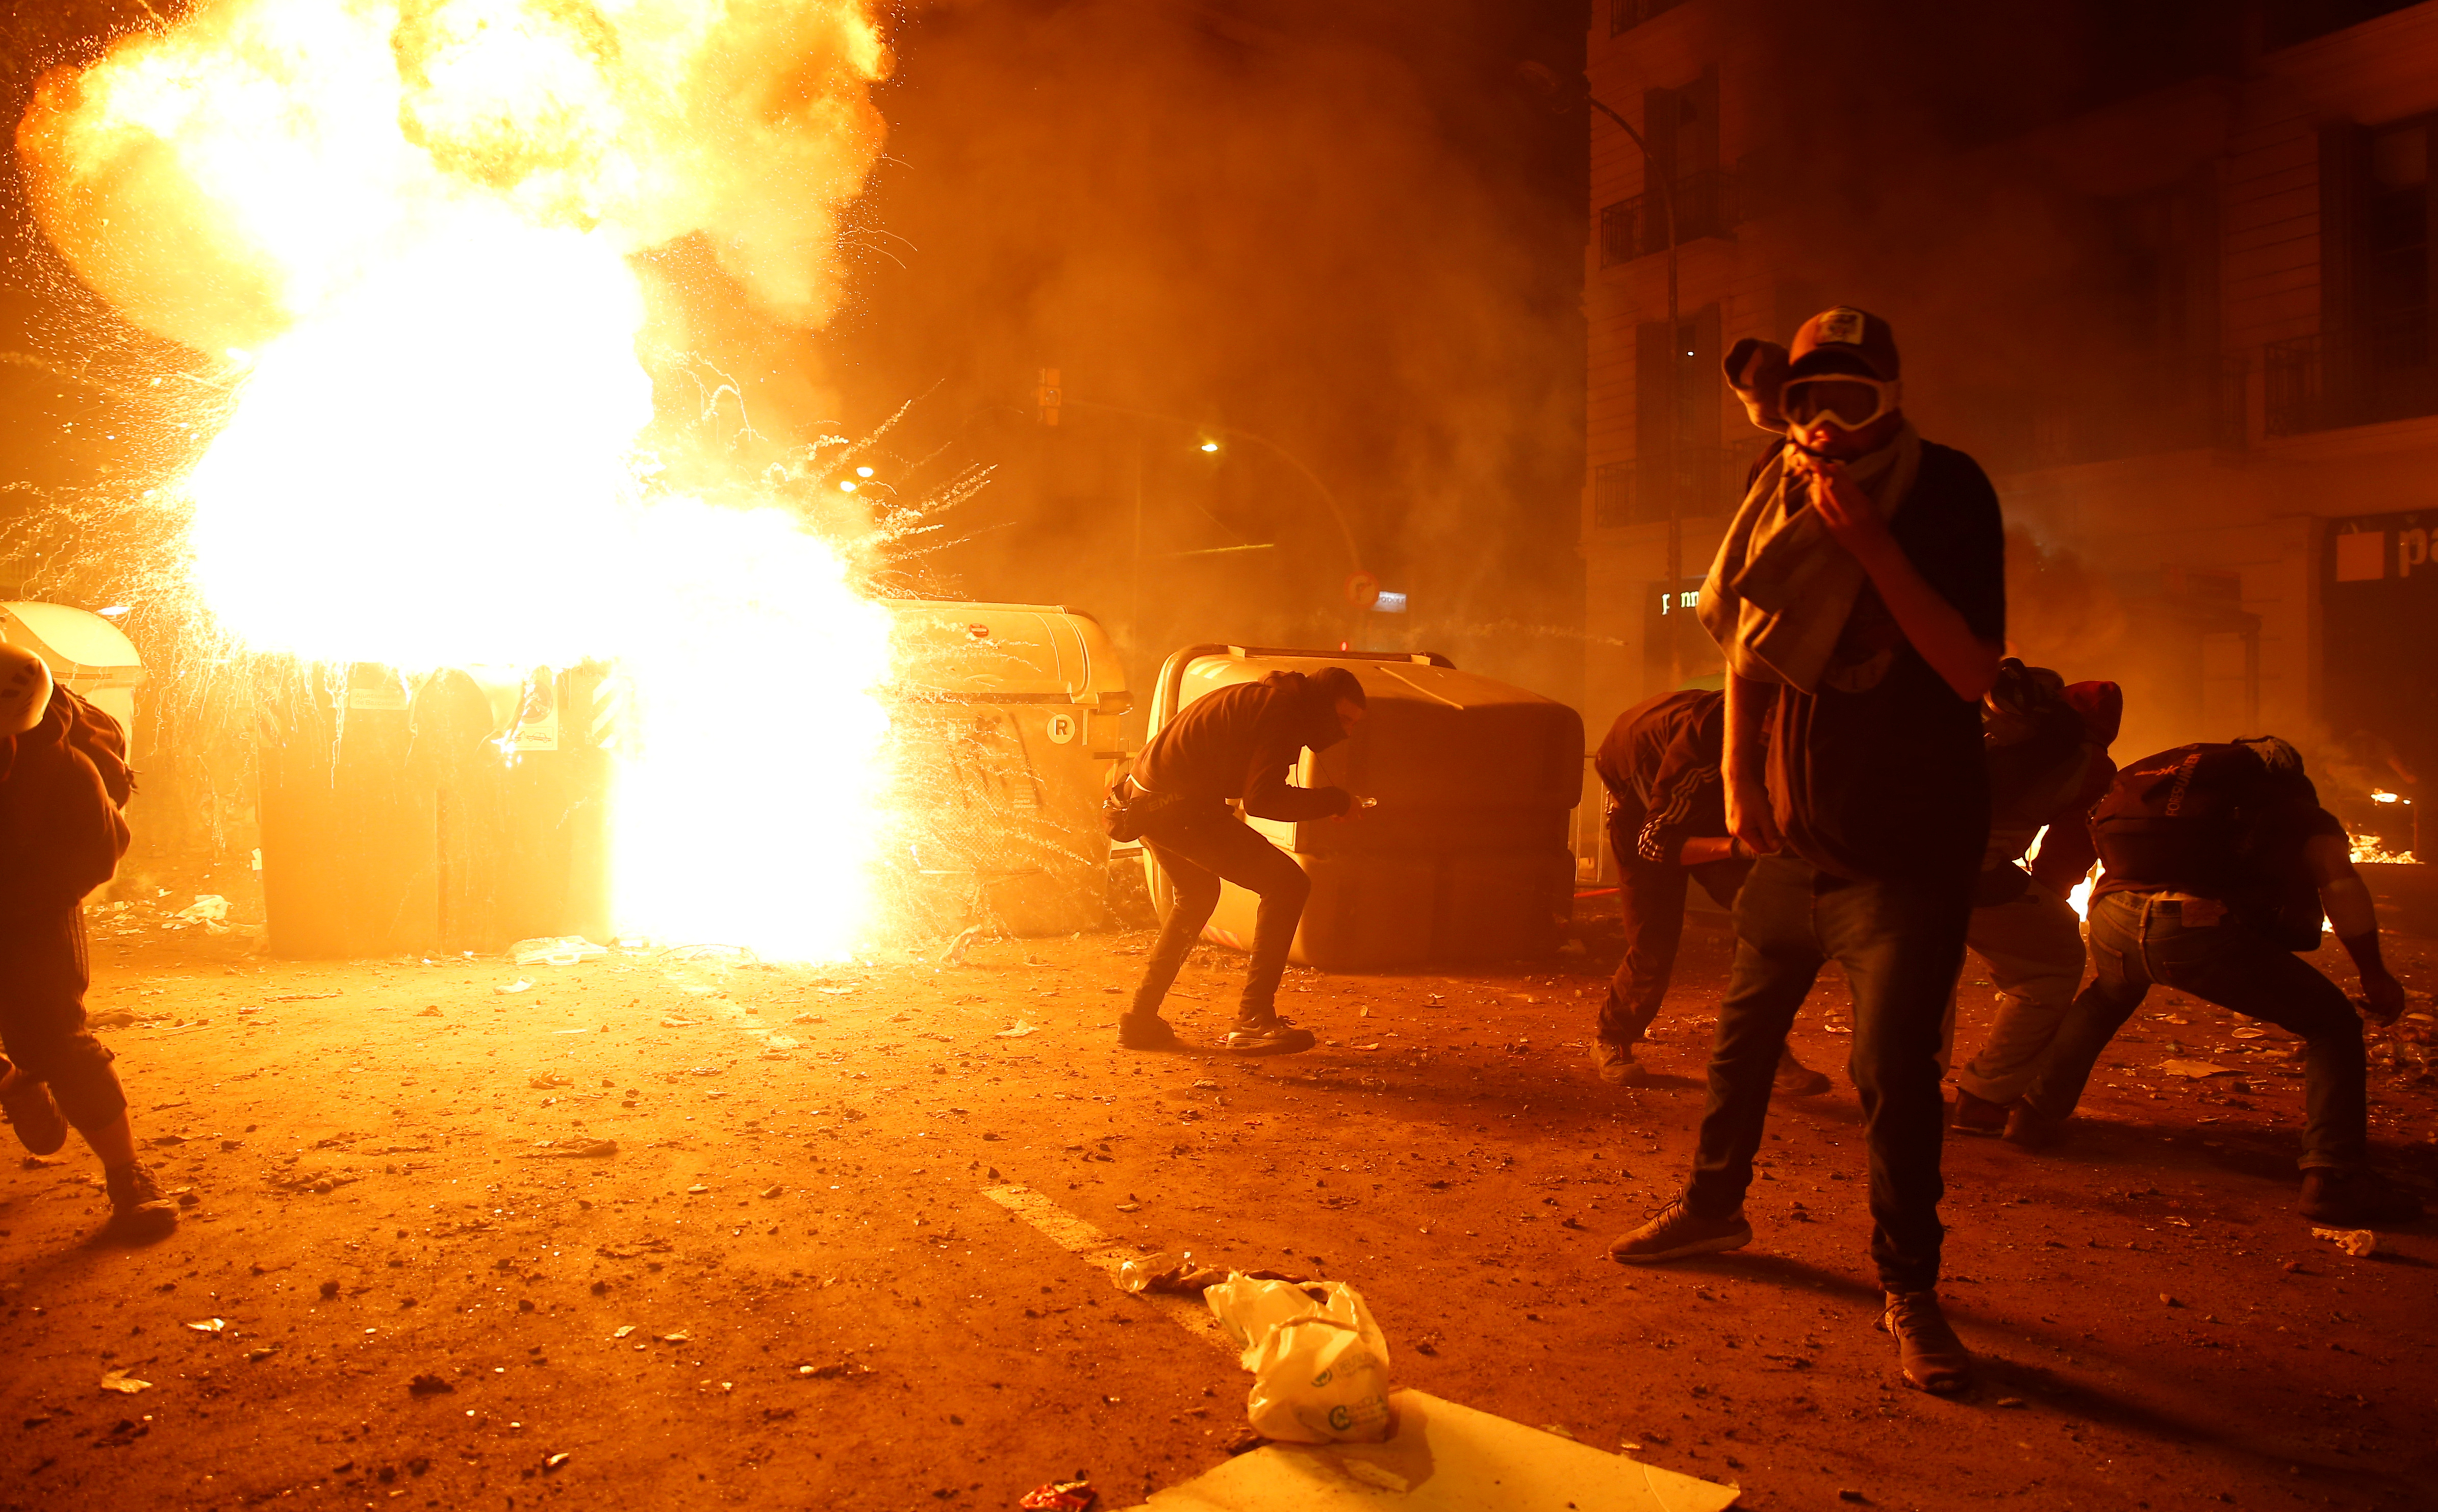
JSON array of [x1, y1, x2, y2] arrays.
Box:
[[2351, 836, 2418, 866], [21, 0, 898, 960]]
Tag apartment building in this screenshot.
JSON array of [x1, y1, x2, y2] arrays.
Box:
[[1584, 0, 2438, 843]]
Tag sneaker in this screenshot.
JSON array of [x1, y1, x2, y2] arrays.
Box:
[[2002, 1102, 2067, 1151], [1591, 1040, 1651, 1086], [1881, 1290, 1972, 1394], [1608, 1198, 1753, 1264], [1773, 1052, 1832, 1098], [1, 1063, 68, 1157], [2299, 1168, 2425, 1227], [1118, 1013, 1188, 1052], [101, 1161, 179, 1245], [1952, 1087, 2010, 1136], [1225, 1019, 1316, 1056]]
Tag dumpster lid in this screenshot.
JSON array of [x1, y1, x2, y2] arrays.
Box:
[[0, 602, 144, 679]]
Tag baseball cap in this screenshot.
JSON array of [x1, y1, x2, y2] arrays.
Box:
[[1788, 306, 1900, 380]]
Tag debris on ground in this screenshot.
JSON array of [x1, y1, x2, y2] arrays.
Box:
[[2160, 1060, 2236, 1079], [994, 1021, 1039, 1038], [1017, 1479, 1098, 1511], [1205, 1274, 1393, 1444], [509, 936, 609, 966], [2312, 1226, 2378, 1257], [407, 1374, 455, 1397], [98, 1369, 152, 1394], [494, 980, 533, 994]]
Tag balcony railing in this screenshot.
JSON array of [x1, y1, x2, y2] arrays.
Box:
[[1597, 169, 1739, 267], [2264, 326, 2438, 436], [1593, 446, 1752, 530]]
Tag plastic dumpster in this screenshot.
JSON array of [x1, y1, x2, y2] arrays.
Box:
[[1143, 645, 1583, 970], [0, 600, 146, 742], [884, 600, 1131, 936], [257, 662, 441, 957]]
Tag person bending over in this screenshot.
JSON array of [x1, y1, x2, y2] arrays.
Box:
[[1589, 687, 1831, 1096], [0, 642, 179, 1243], [1611, 308, 2004, 1396], [2006, 737, 2422, 1228], [1113, 667, 1366, 1055]]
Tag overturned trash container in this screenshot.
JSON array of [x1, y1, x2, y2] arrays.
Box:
[[1144, 645, 1582, 970]]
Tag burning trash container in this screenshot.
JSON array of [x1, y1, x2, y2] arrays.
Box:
[[1142, 645, 1583, 970], [257, 662, 440, 957], [0, 600, 146, 744], [884, 601, 1132, 936]]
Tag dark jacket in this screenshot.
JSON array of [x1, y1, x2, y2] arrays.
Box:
[[1594, 689, 1728, 865], [0, 687, 132, 906], [1134, 672, 1355, 823]]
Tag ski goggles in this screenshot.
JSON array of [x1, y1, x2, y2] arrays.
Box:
[[1781, 372, 1900, 431]]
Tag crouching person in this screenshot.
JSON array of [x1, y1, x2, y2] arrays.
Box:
[[2009, 737, 2423, 1228], [0, 643, 177, 1243], [1111, 667, 1366, 1055]]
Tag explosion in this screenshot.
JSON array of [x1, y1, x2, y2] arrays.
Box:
[[18, 0, 900, 959]]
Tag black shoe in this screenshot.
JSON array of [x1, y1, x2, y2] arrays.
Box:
[[1225, 1019, 1316, 1056], [1881, 1290, 1973, 1395], [1772, 1053, 1832, 1098], [2002, 1102, 2067, 1151], [1608, 1198, 1753, 1263], [1952, 1088, 2010, 1136], [1118, 1013, 1188, 1052], [1, 1065, 67, 1157], [2299, 1168, 2424, 1227], [100, 1161, 178, 1245]]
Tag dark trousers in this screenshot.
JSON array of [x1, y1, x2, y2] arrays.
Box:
[[1684, 854, 1971, 1293], [2021, 890, 2370, 1172], [0, 901, 128, 1132], [1599, 793, 1749, 1045], [1132, 803, 1311, 1026]]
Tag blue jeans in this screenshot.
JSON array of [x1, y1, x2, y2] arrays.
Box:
[[1683, 853, 1971, 1293], [2021, 890, 2369, 1172]]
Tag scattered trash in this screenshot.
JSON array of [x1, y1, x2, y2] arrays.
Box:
[[246, 1345, 280, 1363], [88, 1008, 138, 1029], [995, 1021, 1039, 1039], [171, 895, 230, 933], [268, 990, 343, 1002], [527, 1072, 575, 1090], [543, 1452, 571, 1472], [659, 1017, 696, 1028], [319, 1279, 341, 1299], [1204, 1274, 1393, 1444], [519, 1139, 619, 1160], [614, 1326, 638, 1339], [407, 1373, 455, 1397], [509, 936, 609, 967], [185, 1318, 226, 1334], [2160, 1060, 2236, 1079], [99, 1369, 152, 1395], [416, 1007, 443, 1018], [660, 1330, 692, 1345], [759, 1185, 783, 1199], [495, 981, 533, 995], [1018, 1480, 1098, 1511], [2312, 1226, 2378, 1257]]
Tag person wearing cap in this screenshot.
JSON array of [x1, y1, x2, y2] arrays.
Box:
[[0, 640, 179, 1243], [1947, 663, 2121, 1134], [1112, 666, 1368, 1055], [1611, 307, 2005, 1396], [1588, 687, 1833, 1095]]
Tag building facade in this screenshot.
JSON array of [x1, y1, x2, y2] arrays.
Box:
[[1584, 0, 2438, 851]]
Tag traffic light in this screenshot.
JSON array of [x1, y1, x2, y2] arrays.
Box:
[[1036, 367, 1061, 427]]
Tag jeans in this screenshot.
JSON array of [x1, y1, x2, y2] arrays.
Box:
[[1597, 792, 1750, 1046], [0, 901, 128, 1132], [1954, 877, 2087, 1104], [1132, 802, 1311, 1026], [1684, 853, 1971, 1293], [2021, 889, 2370, 1172]]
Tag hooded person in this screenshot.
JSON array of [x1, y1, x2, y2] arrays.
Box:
[[0, 639, 178, 1243], [1110, 666, 1368, 1055], [1610, 307, 2008, 1398]]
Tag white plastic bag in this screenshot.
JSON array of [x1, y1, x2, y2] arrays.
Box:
[[1203, 1274, 1394, 1444]]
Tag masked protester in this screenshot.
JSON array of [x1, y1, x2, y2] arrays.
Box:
[[0, 642, 178, 1243], [2004, 737, 2423, 1228], [1589, 688, 1832, 1095], [1610, 308, 2005, 1397], [1109, 667, 1366, 1055], [1947, 664, 2122, 1133]]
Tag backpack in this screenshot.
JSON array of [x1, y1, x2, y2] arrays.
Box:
[[58, 685, 135, 810], [2092, 742, 2323, 950]]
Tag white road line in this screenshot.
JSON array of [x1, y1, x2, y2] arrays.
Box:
[[981, 1183, 1236, 1351]]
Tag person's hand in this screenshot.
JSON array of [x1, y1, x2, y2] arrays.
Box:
[[1790, 450, 1894, 564], [1725, 777, 1781, 856], [2358, 970, 2407, 1026]]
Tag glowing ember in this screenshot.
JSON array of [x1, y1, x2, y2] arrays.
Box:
[[2351, 836, 2418, 866], [22, 0, 898, 959], [2067, 872, 2096, 921]]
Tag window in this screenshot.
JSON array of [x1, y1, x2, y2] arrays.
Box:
[[1611, 0, 1691, 35], [2287, 115, 2438, 432]]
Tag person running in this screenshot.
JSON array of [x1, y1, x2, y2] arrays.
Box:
[[0, 640, 179, 1243], [2003, 737, 2423, 1227], [1589, 688, 1831, 1096], [1111, 666, 1366, 1055], [1610, 307, 2005, 1396]]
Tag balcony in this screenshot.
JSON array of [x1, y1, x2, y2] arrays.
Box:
[[2264, 326, 2438, 437], [1598, 169, 1739, 267], [1593, 446, 1751, 530]]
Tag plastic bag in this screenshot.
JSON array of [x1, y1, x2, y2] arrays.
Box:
[[1203, 1274, 1393, 1444]]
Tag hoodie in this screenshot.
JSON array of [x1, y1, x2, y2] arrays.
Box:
[[1133, 671, 1355, 823]]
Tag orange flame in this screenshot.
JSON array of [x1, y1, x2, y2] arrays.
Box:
[[20, 0, 899, 960]]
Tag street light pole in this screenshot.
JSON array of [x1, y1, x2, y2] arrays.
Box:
[[1589, 93, 1685, 690]]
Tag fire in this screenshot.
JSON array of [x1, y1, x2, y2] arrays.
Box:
[[20, 0, 899, 960]]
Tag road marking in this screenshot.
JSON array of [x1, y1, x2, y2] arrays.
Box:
[[981, 1183, 1235, 1351]]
